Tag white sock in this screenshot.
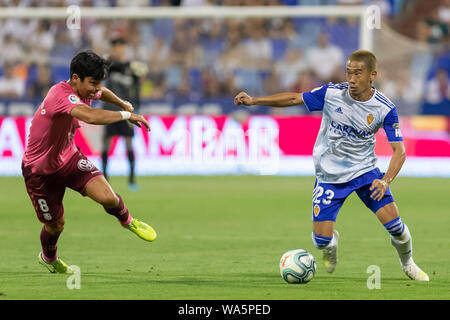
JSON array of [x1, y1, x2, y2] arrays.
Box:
[[390, 224, 413, 265], [326, 234, 337, 250]]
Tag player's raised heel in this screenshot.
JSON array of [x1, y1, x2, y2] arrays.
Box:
[[322, 230, 339, 273], [38, 252, 74, 274], [401, 259, 429, 281], [124, 218, 157, 242]]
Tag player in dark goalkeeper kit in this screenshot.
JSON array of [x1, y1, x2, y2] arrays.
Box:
[[102, 37, 146, 191]]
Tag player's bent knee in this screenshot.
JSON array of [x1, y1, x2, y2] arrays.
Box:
[[376, 202, 399, 225], [45, 220, 65, 234]]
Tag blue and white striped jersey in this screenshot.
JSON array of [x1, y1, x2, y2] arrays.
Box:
[[302, 82, 403, 183]]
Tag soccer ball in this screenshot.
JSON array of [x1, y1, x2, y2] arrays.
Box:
[[279, 249, 316, 284]]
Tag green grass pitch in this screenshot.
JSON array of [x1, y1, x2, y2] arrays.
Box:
[[0, 175, 449, 300]]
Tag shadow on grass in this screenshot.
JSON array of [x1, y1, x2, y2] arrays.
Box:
[[82, 272, 279, 287]]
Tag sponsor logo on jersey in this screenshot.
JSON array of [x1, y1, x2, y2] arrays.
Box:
[[77, 159, 94, 172], [330, 120, 371, 138], [334, 107, 343, 114], [392, 123, 402, 137], [69, 94, 81, 104], [367, 113, 374, 125]]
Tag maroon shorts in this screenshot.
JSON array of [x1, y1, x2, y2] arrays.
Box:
[[22, 149, 103, 224]]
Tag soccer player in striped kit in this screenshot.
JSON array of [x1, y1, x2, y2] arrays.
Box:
[[22, 51, 157, 274], [234, 50, 429, 281]]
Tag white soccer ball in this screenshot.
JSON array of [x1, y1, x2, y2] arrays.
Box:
[[279, 249, 316, 284]]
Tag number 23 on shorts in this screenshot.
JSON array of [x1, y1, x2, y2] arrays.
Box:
[[312, 185, 335, 217]]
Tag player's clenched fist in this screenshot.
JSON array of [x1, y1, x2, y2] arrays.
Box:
[[234, 91, 254, 106]]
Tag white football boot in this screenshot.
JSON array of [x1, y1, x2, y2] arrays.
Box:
[[401, 258, 429, 281]]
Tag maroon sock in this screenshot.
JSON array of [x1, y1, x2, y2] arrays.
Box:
[[40, 226, 61, 262], [104, 193, 132, 226]]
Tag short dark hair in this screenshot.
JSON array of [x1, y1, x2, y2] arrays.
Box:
[[70, 50, 110, 81], [348, 50, 377, 72]]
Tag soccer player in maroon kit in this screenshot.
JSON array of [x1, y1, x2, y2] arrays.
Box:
[[22, 51, 157, 274]]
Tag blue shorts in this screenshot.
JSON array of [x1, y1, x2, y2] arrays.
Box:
[[312, 168, 394, 222]]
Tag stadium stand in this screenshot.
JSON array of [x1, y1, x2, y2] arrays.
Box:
[[0, 0, 448, 115]]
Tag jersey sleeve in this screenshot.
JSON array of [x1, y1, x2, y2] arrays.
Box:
[[302, 84, 328, 112], [383, 108, 403, 142], [54, 93, 87, 115]]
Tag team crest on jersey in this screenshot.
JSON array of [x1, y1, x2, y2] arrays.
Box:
[[77, 159, 94, 172], [69, 94, 81, 104], [313, 204, 320, 217], [367, 113, 374, 125]]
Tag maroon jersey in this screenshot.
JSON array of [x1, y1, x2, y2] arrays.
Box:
[[22, 81, 101, 175]]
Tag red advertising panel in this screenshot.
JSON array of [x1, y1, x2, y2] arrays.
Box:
[[0, 115, 448, 176]]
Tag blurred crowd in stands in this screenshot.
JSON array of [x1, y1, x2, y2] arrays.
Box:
[[0, 0, 448, 115]]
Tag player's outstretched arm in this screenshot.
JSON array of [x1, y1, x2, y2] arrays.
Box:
[[100, 87, 134, 113], [370, 142, 406, 201], [71, 104, 150, 131], [381, 141, 406, 184], [234, 91, 304, 107]]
